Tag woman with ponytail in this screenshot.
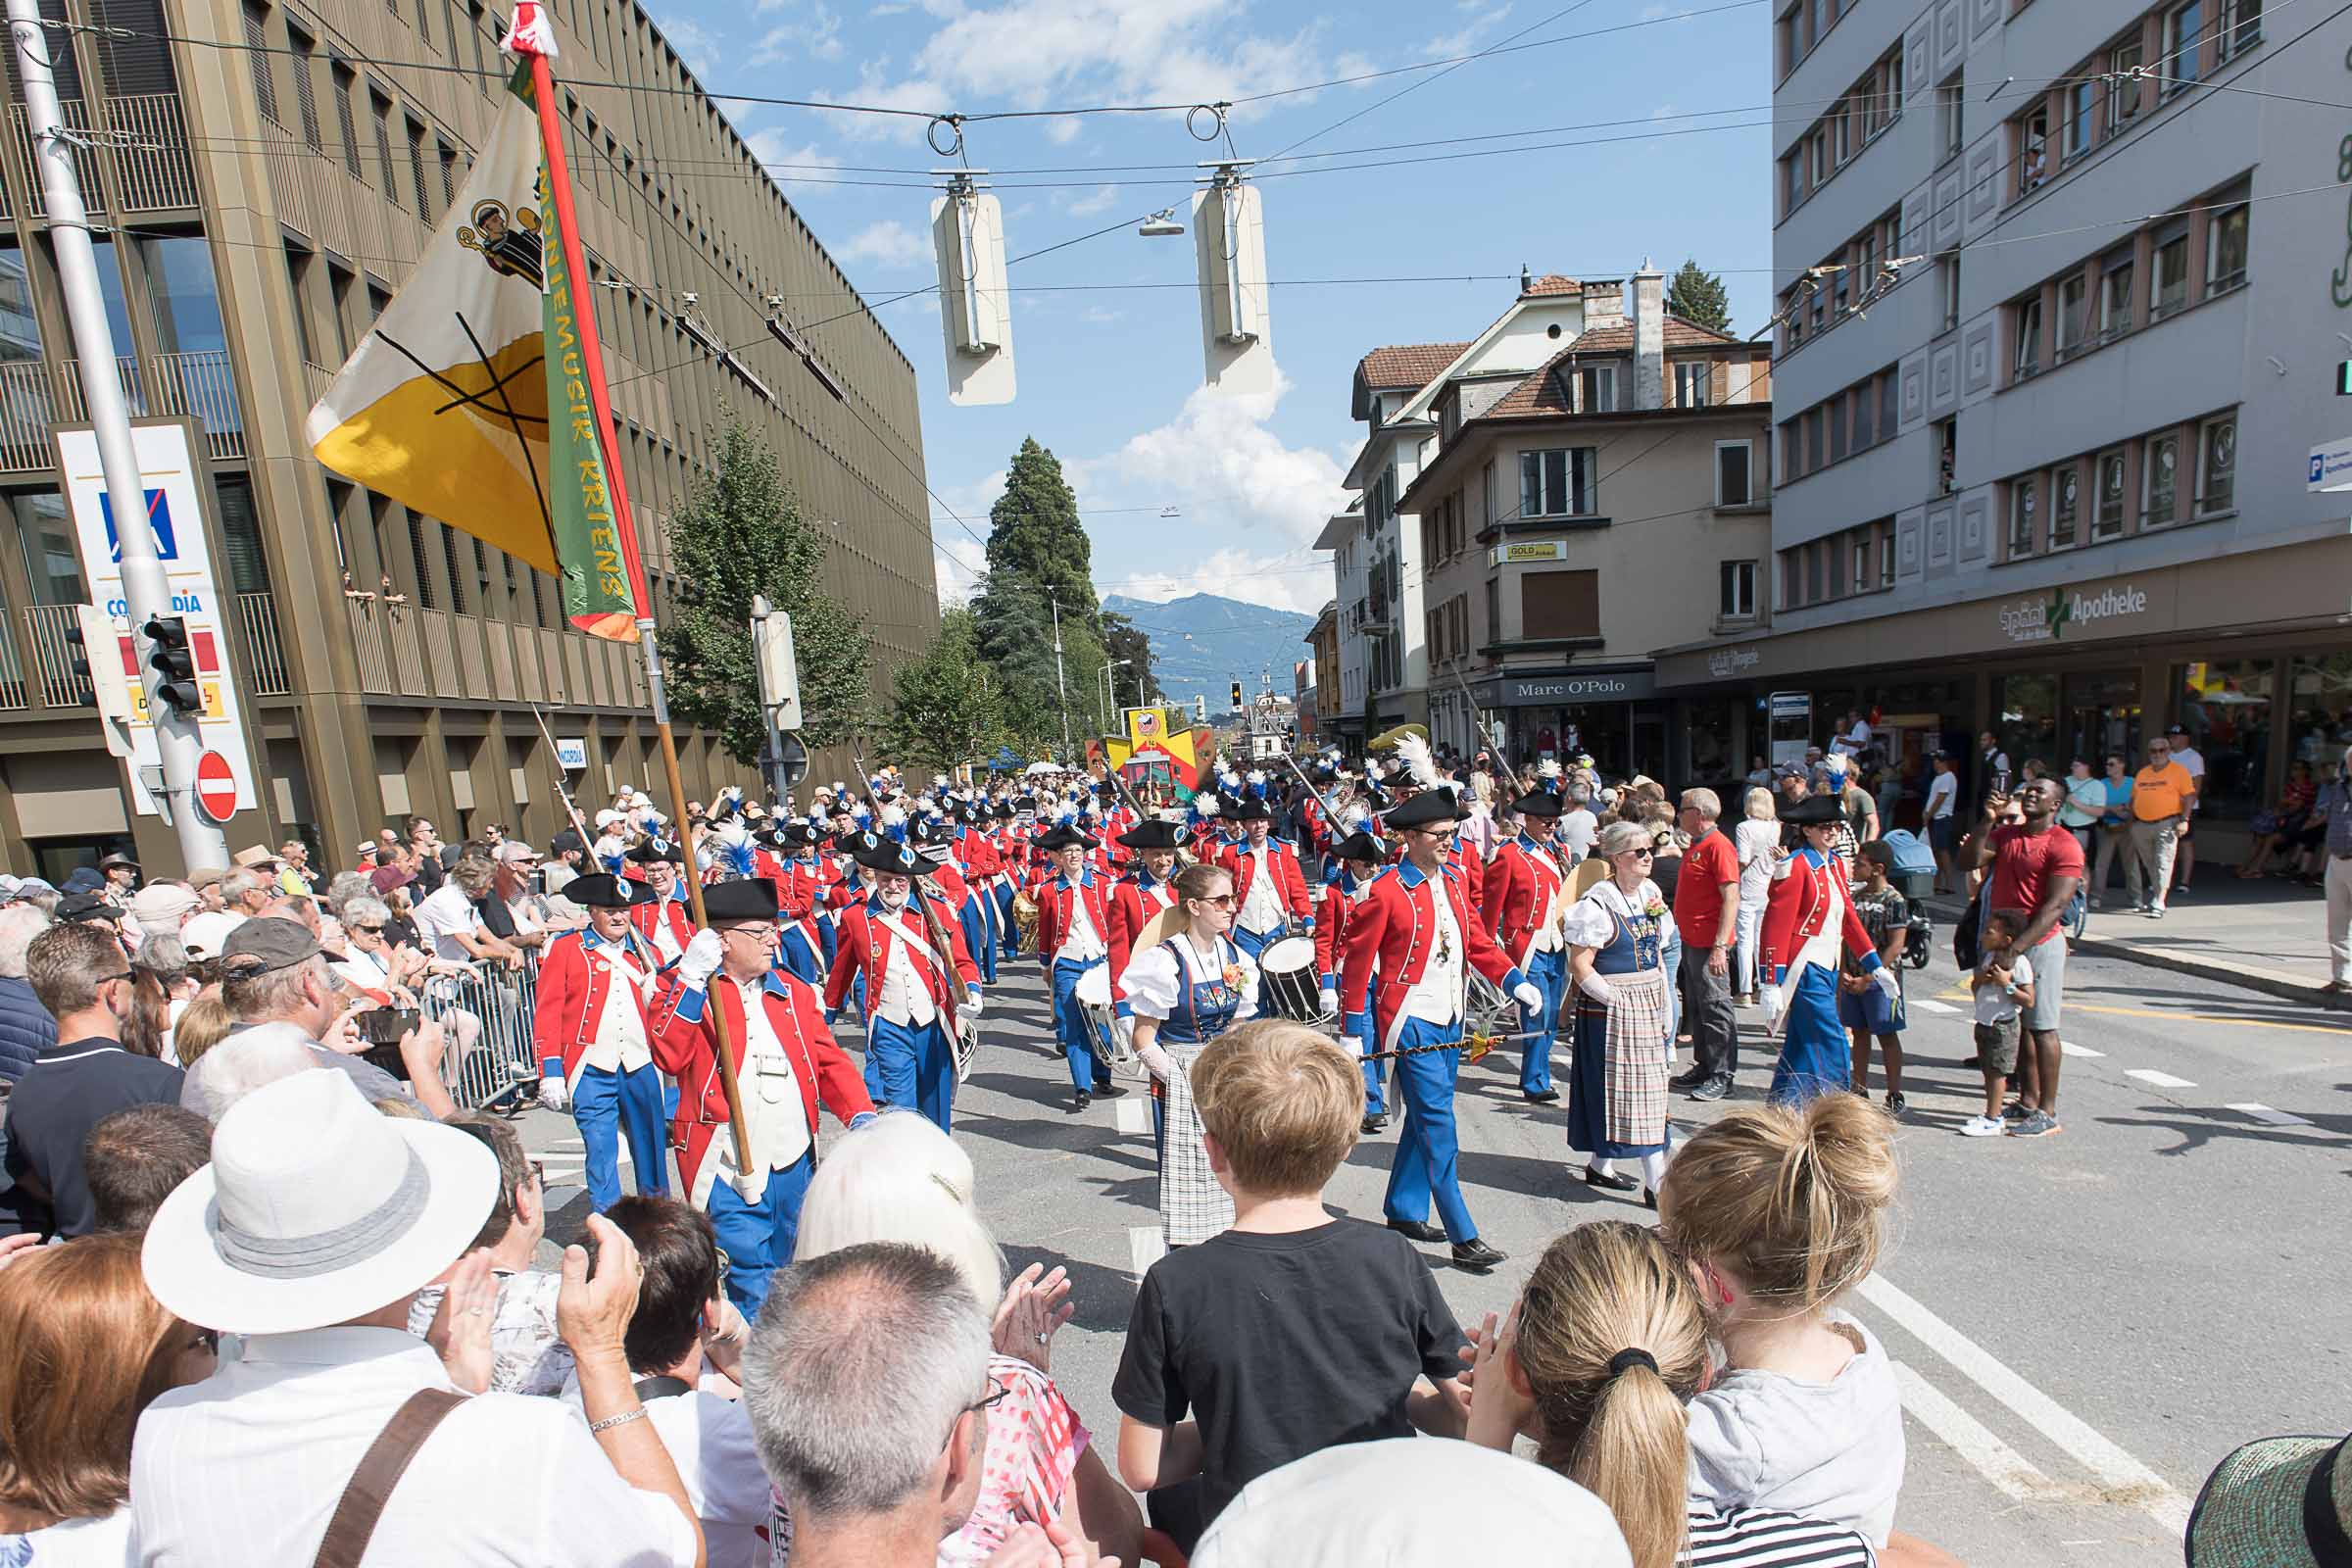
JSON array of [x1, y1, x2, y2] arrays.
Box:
[[1656, 1093, 1906, 1546], [1463, 1220, 1878, 1568]]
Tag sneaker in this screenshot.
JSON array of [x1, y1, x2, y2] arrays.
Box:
[[2000, 1101, 2033, 1122], [2008, 1109, 2063, 1138], [1690, 1075, 1733, 1102], [1668, 1068, 1708, 1092], [1885, 1091, 1908, 1116], [1959, 1114, 2006, 1138], [2146, 906, 2166, 919]]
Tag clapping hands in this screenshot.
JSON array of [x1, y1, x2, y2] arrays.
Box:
[[991, 1261, 1076, 1373]]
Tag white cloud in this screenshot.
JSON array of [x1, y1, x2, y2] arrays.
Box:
[[838, 219, 932, 270], [742, 129, 845, 194], [660, 16, 720, 76], [1112, 548, 1328, 614], [1079, 304, 1125, 324], [1044, 116, 1085, 145], [1061, 183, 1118, 217], [755, 1, 845, 60], [934, 536, 987, 603]]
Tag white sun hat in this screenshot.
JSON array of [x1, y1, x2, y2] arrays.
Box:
[[142, 1067, 498, 1335]]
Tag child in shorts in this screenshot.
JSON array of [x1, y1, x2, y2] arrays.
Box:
[[1961, 909, 2035, 1138]]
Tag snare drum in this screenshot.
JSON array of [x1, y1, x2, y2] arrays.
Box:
[[1258, 935, 1325, 1023], [1074, 962, 1116, 1065]]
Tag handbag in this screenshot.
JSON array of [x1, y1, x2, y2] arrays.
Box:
[[312, 1389, 467, 1568]]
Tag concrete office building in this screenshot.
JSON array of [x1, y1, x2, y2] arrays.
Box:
[[1672, 0, 2352, 853], [0, 0, 936, 876]]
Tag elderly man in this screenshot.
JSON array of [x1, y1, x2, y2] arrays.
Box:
[[98, 851, 140, 906], [213, 916, 456, 1117], [413, 851, 522, 967], [132, 1068, 705, 1565], [218, 866, 277, 918], [0, 903, 56, 1084], [743, 1244, 1005, 1568]]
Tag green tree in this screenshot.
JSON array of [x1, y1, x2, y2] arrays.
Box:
[[881, 607, 1002, 774], [984, 438, 1097, 620], [659, 416, 874, 761], [1099, 610, 1164, 707], [1665, 259, 1734, 334], [970, 570, 1109, 758]]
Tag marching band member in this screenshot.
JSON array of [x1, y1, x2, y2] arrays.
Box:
[[823, 835, 981, 1132], [952, 803, 1005, 985], [1032, 822, 1121, 1111], [1314, 828, 1391, 1134], [1107, 818, 1188, 1041], [1340, 787, 1543, 1274], [626, 838, 694, 964], [1758, 793, 1898, 1106], [530, 872, 669, 1213], [907, 819, 991, 990], [1123, 859, 1260, 1247], [651, 878, 874, 1316], [988, 801, 1024, 963], [1481, 790, 1574, 1104], [1215, 798, 1313, 961]]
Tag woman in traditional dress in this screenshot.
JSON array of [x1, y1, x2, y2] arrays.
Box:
[[1122, 859, 1262, 1247], [1562, 819, 1675, 1205]]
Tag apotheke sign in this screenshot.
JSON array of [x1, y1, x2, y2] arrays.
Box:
[[1997, 580, 2149, 644]]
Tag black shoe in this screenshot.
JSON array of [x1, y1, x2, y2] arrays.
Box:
[[1071, 1092, 1092, 1113], [1450, 1238, 1508, 1271], [1668, 1069, 1708, 1092], [1690, 1075, 1733, 1102], [1583, 1166, 1640, 1192], [1523, 1088, 1562, 1104], [1360, 1112, 1389, 1135], [1094, 1083, 1126, 1099], [1642, 1188, 1658, 1210], [1387, 1217, 1446, 1243], [1959, 1054, 1983, 1069]]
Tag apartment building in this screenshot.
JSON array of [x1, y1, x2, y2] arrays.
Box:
[[1675, 0, 2352, 847], [0, 0, 936, 875], [1404, 269, 1775, 778], [1312, 501, 1369, 751]]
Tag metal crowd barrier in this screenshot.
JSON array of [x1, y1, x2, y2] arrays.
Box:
[[416, 950, 544, 1111]]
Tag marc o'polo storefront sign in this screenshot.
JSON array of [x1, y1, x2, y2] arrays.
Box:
[[1996, 579, 2151, 644], [1501, 668, 1656, 706]]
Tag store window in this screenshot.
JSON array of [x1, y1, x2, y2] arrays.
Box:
[[1995, 672, 2059, 778], [2174, 659, 2276, 819], [1686, 696, 1735, 781], [2061, 669, 2141, 769], [2287, 653, 2352, 767]]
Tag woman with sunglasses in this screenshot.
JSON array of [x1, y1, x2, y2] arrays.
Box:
[[1562, 820, 1677, 1203], [1125, 860, 1261, 1248]]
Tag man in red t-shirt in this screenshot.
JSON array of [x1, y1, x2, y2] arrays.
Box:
[[1969, 776, 2084, 1139], [1670, 788, 1745, 1100]]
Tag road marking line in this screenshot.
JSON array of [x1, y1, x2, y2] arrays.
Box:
[[1890, 1362, 2066, 1503], [1858, 1273, 2192, 1535], [2066, 1002, 2352, 1039], [2126, 1068, 2197, 1090], [1128, 1226, 1165, 1278], [2226, 1102, 2314, 1127], [1113, 1095, 1150, 1136], [1911, 998, 1960, 1014], [2060, 1040, 2105, 1058]]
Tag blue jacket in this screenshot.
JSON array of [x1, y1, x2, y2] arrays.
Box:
[[0, 975, 57, 1084]]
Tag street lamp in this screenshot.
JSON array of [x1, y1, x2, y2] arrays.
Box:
[[1100, 658, 1133, 730]]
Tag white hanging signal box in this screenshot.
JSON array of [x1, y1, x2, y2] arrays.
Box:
[[1192, 162, 1273, 397], [932, 171, 1015, 406]]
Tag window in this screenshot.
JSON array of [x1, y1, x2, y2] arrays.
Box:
[[283, 248, 317, 367], [1484, 578, 1499, 644], [1480, 459, 1495, 528], [2019, 109, 2049, 195], [14, 491, 84, 604], [2109, 40, 2144, 129], [438, 141, 459, 207], [136, 236, 227, 355], [1936, 74, 1965, 160], [1852, 382, 1875, 449], [407, 514, 437, 608], [1879, 371, 1897, 436], [2050, 465, 2080, 548], [331, 62, 362, 178], [287, 27, 322, 151], [1520, 448, 1597, 516], [1716, 440, 1754, 506], [1850, 536, 1870, 592], [2221, 0, 2262, 57], [242, 3, 278, 125], [2094, 451, 2128, 539], [1519, 569, 1599, 640], [1720, 561, 1757, 618], [1829, 397, 1848, 463], [2197, 415, 2236, 513], [2208, 202, 2248, 293], [2099, 253, 2135, 338], [2064, 81, 2096, 160], [1578, 364, 1618, 413], [2014, 296, 2043, 377], [1675, 362, 1711, 408], [2056, 274, 2088, 358], [369, 90, 399, 204], [2169, 1, 2205, 88], [1937, 256, 1960, 334], [1806, 543, 1826, 604], [2008, 476, 2038, 557], [1879, 525, 1896, 587], [2143, 431, 2180, 525], [2153, 228, 2190, 318], [406, 118, 432, 219]]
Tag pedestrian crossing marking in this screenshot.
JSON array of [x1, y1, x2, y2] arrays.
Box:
[[1128, 1225, 1165, 1278], [1911, 998, 1960, 1014], [2125, 1068, 2196, 1090], [2225, 1102, 2313, 1127], [1890, 1362, 2067, 1504], [2059, 1040, 2104, 1058]]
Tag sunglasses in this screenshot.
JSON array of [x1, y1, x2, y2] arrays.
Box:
[[1194, 893, 1237, 908], [354, 923, 386, 934], [1624, 848, 1654, 858]]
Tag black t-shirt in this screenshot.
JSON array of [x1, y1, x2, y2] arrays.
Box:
[[0, 1037, 183, 1238], [475, 891, 517, 940], [411, 850, 445, 896], [1111, 1219, 1464, 1535]]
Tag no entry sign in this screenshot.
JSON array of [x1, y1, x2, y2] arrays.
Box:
[[194, 749, 237, 825]]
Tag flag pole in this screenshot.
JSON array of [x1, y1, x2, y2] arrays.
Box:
[[516, 27, 751, 1176]]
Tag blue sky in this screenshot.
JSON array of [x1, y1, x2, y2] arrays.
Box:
[[635, 0, 1778, 613]]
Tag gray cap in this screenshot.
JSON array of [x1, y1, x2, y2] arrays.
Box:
[[217, 916, 322, 978]]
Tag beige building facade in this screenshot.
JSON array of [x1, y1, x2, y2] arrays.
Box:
[[0, 0, 936, 877]]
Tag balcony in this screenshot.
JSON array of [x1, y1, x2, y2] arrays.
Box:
[[4, 94, 200, 217], [344, 595, 650, 711], [21, 603, 90, 709], [0, 350, 242, 472]]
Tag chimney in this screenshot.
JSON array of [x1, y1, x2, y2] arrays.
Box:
[[1520, 264, 1533, 294], [1579, 279, 1622, 327], [1632, 258, 1665, 412]]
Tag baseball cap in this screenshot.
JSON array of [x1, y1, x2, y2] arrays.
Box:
[[218, 916, 321, 978], [128, 883, 202, 930], [179, 910, 247, 962]]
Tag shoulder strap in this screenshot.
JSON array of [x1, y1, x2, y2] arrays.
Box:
[[633, 1373, 693, 1401], [313, 1388, 467, 1568]]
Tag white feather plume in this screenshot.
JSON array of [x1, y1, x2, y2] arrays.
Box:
[[880, 801, 906, 829], [1196, 795, 1222, 819], [1538, 758, 1561, 780], [933, 772, 948, 788], [1247, 769, 1265, 785], [1396, 733, 1442, 790], [1340, 804, 1371, 832]]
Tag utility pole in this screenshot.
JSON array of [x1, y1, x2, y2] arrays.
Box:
[[1049, 588, 1071, 757], [10, 0, 225, 867]]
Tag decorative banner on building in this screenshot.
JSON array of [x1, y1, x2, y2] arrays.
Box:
[[305, 69, 638, 641], [57, 423, 260, 818]]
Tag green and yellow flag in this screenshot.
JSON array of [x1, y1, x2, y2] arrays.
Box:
[[306, 71, 639, 641]]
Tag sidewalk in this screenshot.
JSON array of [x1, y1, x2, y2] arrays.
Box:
[[1918, 863, 2346, 1008]]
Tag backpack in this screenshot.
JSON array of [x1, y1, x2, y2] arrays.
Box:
[[1950, 887, 1983, 972]]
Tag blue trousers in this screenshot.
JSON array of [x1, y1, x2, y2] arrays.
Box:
[[1518, 948, 1566, 1095], [1233, 925, 1276, 962], [815, 910, 838, 969], [1770, 962, 1850, 1106], [1349, 1013, 1387, 1115], [956, 897, 991, 989], [995, 883, 1021, 958], [867, 1013, 958, 1131], [973, 888, 1003, 984], [706, 1148, 814, 1319], [1383, 1016, 1479, 1243], [1052, 957, 1112, 1094], [571, 1062, 669, 1213], [777, 924, 824, 988]]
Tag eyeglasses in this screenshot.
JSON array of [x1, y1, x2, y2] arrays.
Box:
[[1624, 848, 1654, 859], [944, 1376, 1012, 1449], [1195, 893, 1237, 908], [185, 1326, 220, 1356], [354, 923, 386, 935]]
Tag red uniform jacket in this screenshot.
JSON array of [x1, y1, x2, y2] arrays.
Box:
[[775, 858, 828, 921], [531, 928, 660, 1088], [1482, 834, 1571, 967], [650, 967, 871, 1202], [1107, 871, 1180, 1013], [631, 893, 695, 956], [1758, 848, 1882, 985], [823, 894, 979, 1022], [1339, 858, 1527, 1051], [1314, 874, 1375, 993], [956, 828, 1003, 885], [1449, 838, 1486, 912], [1034, 871, 1115, 969], [1214, 839, 1313, 931]]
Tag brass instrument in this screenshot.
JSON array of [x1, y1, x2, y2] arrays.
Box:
[[1366, 721, 1431, 754], [1010, 888, 1040, 953]]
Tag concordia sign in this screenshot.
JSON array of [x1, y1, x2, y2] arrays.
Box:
[[1998, 580, 2149, 643]]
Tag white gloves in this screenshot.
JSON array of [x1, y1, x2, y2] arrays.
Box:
[[1760, 982, 1786, 1032], [1512, 981, 1545, 1013], [1577, 973, 1619, 1007], [964, 987, 984, 1017], [537, 1077, 569, 1113], [1112, 1013, 1136, 1052], [1318, 987, 1339, 1018], [679, 928, 726, 988], [1872, 966, 1900, 1002]]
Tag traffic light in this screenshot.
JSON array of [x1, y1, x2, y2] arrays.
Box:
[[1230, 679, 1243, 710], [143, 615, 203, 716], [63, 614, 94, 707]]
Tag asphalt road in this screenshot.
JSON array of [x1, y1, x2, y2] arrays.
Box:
[[517, 937, 2352, 1566]]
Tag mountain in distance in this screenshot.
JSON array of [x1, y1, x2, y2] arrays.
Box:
[[1102, 592, 1317, 715]]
